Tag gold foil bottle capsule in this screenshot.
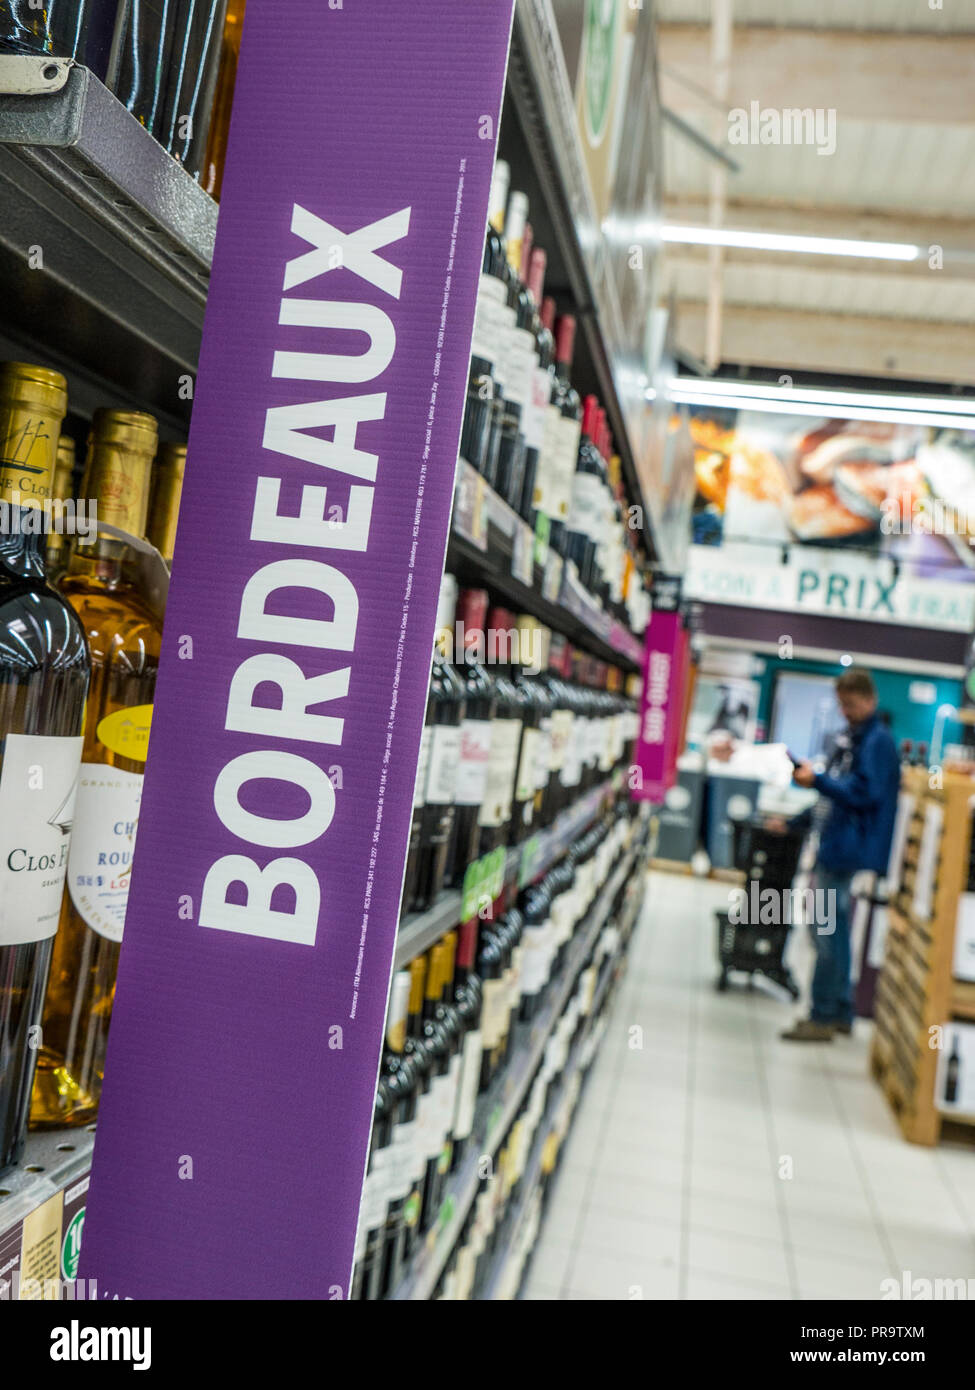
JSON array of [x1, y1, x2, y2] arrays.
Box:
[[147, 441, 186, 565], [82, 408, 158, 541], [0, 361, 68, 508]]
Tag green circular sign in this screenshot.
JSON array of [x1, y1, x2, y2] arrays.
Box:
[[583, 0, 619, 146], [61, 1207, 85, 1281]]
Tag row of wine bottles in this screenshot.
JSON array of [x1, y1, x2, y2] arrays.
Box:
[[436, 853, 646, 1301], [403, 573, 641, 916], [0, 0, 244, 194], [351, 793, 645, 1299], [0, 359, 185, 1174], [464, 159, 650, 638]]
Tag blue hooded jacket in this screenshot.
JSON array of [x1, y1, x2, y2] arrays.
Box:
[[814, 712, 900, 874]]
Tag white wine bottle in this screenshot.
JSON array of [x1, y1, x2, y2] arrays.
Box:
[[0, 362, 89, 1173]]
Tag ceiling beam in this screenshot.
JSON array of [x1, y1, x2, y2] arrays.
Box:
[[659, 26, 975, 125], [674, 301, 975, 384]]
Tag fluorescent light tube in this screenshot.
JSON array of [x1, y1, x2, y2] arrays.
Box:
[[661, 224, 920, 262]]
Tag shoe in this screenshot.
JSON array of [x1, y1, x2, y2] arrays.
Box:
[[780, 1019, 834, 1042], [832, 1020, 853, 1036]]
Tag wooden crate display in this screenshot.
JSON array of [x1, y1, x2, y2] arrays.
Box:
[[870, 768, 975, 1146]]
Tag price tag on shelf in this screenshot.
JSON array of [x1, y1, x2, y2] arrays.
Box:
[[543, 550, 563, 604], [462, 857, 484, 922], [511, 522, 534, 587], [489, 846, 506, 904], [533, 511, 550, 570], [519, 835, 541, 889], [438, 1193, 456, 1231], [452, 460, 487, 550]]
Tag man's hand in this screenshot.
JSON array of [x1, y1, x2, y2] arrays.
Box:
[[793, 760, 816, 788], [765, 816, 788, 834]]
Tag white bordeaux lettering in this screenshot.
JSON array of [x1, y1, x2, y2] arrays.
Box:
[[199, 203, 411, 946]]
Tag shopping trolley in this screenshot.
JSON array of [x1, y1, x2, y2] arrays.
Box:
[[715, 817, 803, 997]]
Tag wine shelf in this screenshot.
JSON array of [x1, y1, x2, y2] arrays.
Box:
[[388, 840, 640, 1300], [484, 872, 645, 1300], [506, 0, 659, 564], [450, 460, 644, 672], [393, 774, 620, 970], [871, 767, 975, 1145], [0, 1127, 96, 1292], [0, 60, 215, 432], [481, 960, 612, 1301]]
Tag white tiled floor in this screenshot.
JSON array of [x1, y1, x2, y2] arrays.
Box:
[[520, 869, 975, 1301]]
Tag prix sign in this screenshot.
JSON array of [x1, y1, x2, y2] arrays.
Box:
[[685, 546, 975, 633]]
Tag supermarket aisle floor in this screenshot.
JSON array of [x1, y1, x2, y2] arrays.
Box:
[[521, 870, 975, 1301]]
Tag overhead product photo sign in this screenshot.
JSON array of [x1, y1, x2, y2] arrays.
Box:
[[80, 0, 516, 1299]]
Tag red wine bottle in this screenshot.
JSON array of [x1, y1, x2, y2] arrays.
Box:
[[548, 314, 582, 558], [447, 587, 496, 888], [448, 917, 483, 1172], [413, 576, 465, 912]]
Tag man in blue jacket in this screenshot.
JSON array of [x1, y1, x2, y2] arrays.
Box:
[[781, 668, 899, 1042]]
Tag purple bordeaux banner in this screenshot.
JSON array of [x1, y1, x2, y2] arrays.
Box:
[[632, 610, 684, 803], [79, 0, 515, 1299]]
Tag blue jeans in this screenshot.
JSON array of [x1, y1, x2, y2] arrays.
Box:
[[810, 868, 853, 1026]]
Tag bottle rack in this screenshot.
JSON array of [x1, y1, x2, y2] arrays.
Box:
[[871, 766, 975, 1145], [389, 832, 645, 1301], [480, 862, 646, 1301], [395, 772, 622, 970], [0, 3, 659, 1298], [450, 460, 645, 670], [0, 60, 214, 431]]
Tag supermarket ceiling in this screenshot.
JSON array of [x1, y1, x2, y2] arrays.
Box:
[[654, 0, 975, 385]]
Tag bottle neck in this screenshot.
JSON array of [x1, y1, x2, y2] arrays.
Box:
[[66, 538, 132, 590], [0, 505, 49, 582]]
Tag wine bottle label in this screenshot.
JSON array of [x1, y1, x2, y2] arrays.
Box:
[[548, 709, 572, 772], [360, 1146, 392, 1234], [549, 896, 566, 947], [567, 471, 605, 538], [479, 273, 506, 306], [388, 1123, 413, 1204], [429, 1072, 447, 1154], [472, 280, 501, 368], [514, 727, 540, 802], [518, 343, 545, 452], [65, 764, 144, 943], [0, 733, 83, 946], [415, 1087, 436, 1163], [401, 1115, 424, 1185], [455, 718, 492, 805], [477, 717, 521, 828], [598, 719, 613, 773], [533, 717, 552, 790], [533, 403, 561, 511], [413, 726, 432, 809], [561, 724, 584, 788], [498, 304, 517, 397], [586, 718, 601, 768], [551, 417, 582, 519], [510, 944, 524, 1005], [424, 725, 461, 806], [519, 923, 551, 995], [480, 979, 506, 1048], [495, 964, 511, 1039], [452, 1027, 483, 1142], [502, 319, 531, 411]]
